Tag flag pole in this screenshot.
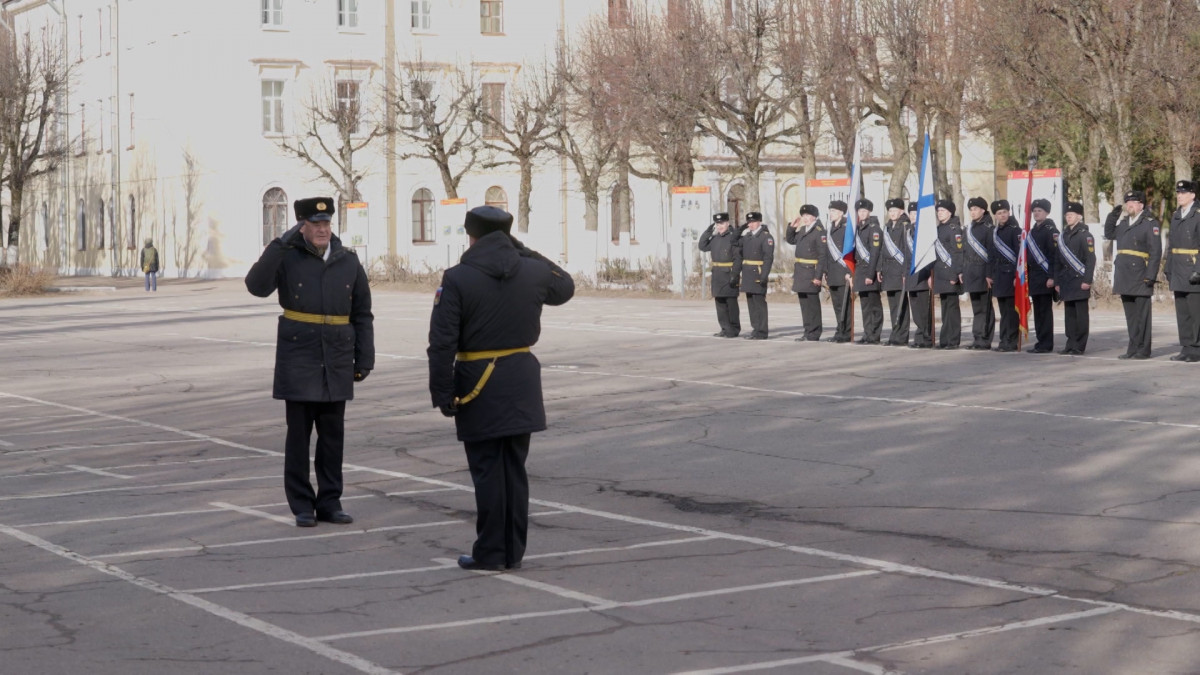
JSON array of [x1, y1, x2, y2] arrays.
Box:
[[1017, 153, 1037, 351]]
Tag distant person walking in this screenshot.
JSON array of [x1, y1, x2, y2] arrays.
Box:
[[141, 239, 160, 292]]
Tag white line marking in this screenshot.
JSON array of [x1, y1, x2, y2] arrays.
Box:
[[0, 425, 143, 437], [434, 558, 614, 605], [3, 439, 199, 456], [66, 464, 132, 480], [0, 524, 398, 675], [4, 413, 91, 421], [319, 570, 879, 642], [523, 536, 720, 561], [183, 562, 461, 594], [0, 474, 280, 502], [820, 656, 897, 675], [0, 470, 77, 479], [0, 439, 12, 447], [100, 455, 276, 470], [384, 487, 458, 497], [92, 519, 462, 559], [14, 495, 377, 528], [211, 501, 295, 526]]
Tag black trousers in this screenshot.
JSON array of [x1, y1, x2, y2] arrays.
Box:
[[885, 290, 910, 345], [714, 296, 741, 336], [909, 290, 933, 347], [1174, 291, 1200, 357], [284, 400, 346, 517], [1031, 293, 1054, 350], [968, 290, 995, 348], [858, 291, 883, 343], [797, 292, 822, 340], [829, 285, 852, 340], [745, 292, 768, 337], [1121, 295, 1153, 357], [1063, 299, 1090, 353], [938, 293, 961, 347], [464, 433, 531, 567], [995, 295, 1019, 349]]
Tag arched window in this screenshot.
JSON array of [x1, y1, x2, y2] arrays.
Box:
[[96, 197, 105, 249], [726, 183, 745, 227], [484, 186, 508, 211], [76, 198, 86, 250], [782, 184, 803, 224], [411, 188, 435, 242], [127, 195, 137, 249], [262, 187, 288, 246]]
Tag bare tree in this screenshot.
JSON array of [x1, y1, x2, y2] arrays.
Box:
[[278, 76, 384, 232], [0, 27, 68, 266], [176, 149, 201, 275], [387, 57, 479, 199], [1143, 0, 1200, 183], [810, 0, 870, 175]]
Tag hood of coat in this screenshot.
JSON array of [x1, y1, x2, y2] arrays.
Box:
[[462, 231, 522, 280]]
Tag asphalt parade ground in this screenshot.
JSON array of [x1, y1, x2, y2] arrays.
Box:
[[2, 280, 1199, 674]]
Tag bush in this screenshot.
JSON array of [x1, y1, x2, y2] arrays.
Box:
[[0, 265, 55, 296], [368, 254, 442, 289]]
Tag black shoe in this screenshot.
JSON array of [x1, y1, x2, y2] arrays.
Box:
[[1026, 347, 1051, 354], [992, 346, 1016, 352], [457, 555, 504, 571], [1130, 354, 1150, 360], [713, 332, 727, 337], [1184, 355, 1200, 363], [744, 334, 767, 340], [295, 513, 317, 527], [725, 332, 740, 338], [1118, 353, 1133, 360], [505, 561, 523, 570], [855, 338, 868, 344], [1057, 348, 1073, 355], [1170, 353, 1188, 361], [316, 510, 353, 524]]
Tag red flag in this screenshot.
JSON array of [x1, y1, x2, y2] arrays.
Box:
[[1015, 172, 1035, 347]]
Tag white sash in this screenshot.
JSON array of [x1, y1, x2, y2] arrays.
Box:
[[1026, 229, 1051, 272], [964, 223, 988, 260], [993, 228, 1017, 264], [827, 225, 848, 268], [934, 238, 952, 266], [855, 229, 871, 264], [1059, 231, 1087, 276], [882, 225, 904, 264]]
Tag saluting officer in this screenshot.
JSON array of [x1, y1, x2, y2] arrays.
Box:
[[879, 198, 911, 346], [932, 199, 964, 349], [1165, 180, 1200, 362], [699, 212, 743, 338], [988, 200, 1022, 352], [739, 211, 774, 340], [1025, 199, 1059, 353], [1054, 201, 1096, 355], [962, 197, 995, 350], [907, 201, 935, 348], [428, 206, 575, 571], [852, 199, 884, 344], [824, 200, 853, 342], [245, 197, 375, 527], [786, 204, 828, 341], [1104, 190, 1163, 360]]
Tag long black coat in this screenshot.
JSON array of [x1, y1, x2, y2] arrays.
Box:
[[989, 218, 1022, 299], [786, 220, 828, 293], [1105, 209, 1163, 297], [738, 226, 774, 294], [245, 231, 375, 402], [699, 225, 742, 298], [1054, 224, 1096, 302], [962, 215, 994, 294], [879, 216, 911, 292], [825, 217, 852, 287], [1026, 219, 1059, 297], [852, 216, 883, 291], [1165, 205, 1200, 293], [931, 217, 964, 295], [427, 232, 575, 442]]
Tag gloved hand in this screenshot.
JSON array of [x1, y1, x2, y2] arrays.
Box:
[[1144, 278, 1156, 287], [279, 222, 304, 247], [1190, 272, 1200, 285], [354, 369, 370, 382], [439, 403, 457, 418]]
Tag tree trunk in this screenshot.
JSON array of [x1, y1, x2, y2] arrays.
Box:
[[798, 96, 818, 201], [1082, 126, 1103, 223], [743, 162, 762, 212], [517, 157, 533, 233], [1100, 124, 1131, 204], [931, 115, 950, 199], [584, 190, 599, 232], [438, 162, 459, 199], [886, 115, 910, 199], [1166, 110, 1194, 182], [948, 122, 965, 206], [6, 185, 23, 266]]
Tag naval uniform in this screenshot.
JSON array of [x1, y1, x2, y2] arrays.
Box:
[[879, 215, 912, 345], [932, 217, 964, 348], [699, 224, 743, 337], [1165, 204, 1200, 359], [1026, 218, 1059, 351], [989, 218, 1022, 351], [853, 216, 884, 343], [1105, 208, 1163, 358], [786, 220, 829, 341], [1054, 223, 1096, 353], [825, 217, 853, 341], [739, 225, 775, 339], [963, 215, 995, 349]]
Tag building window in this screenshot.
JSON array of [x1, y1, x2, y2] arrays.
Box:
[[77, 102, 86, 155], [262, 0, 283, 26], [409, 80, 434, 131], [262, 188, 288, 246], [96, 98, 105, 153], [337, 0, 358, 28], [77, 199, 87, 250], [42, 202, 51, 249], [411, 0, 431, 30], [128, 93, 135, 148], [481, 83, 504, 139], [128, 195, 137, 249], [609, 0, 629, 27], [262, 80, 284, 134], [96, 198, 105, 249], [411, 188, 435, 242], [484, 186, 508, 212], [480, 0, 503, 34], [336, 80, 360, 135]]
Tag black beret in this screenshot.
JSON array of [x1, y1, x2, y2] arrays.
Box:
[[936, 198, 956, 215], [967, 196, 988, 211], [713, 212, 730, 223], [854, 198, 874, 212], [799, 204, 819, 217], [294, 197, 335, 222], [885, 198, 905, 211], [1177, 180, 1197, 194], [1065, 201, 1084, 215], [907, 201, 918, 212], [829, 200, 848, 213], [464, 205, 514, 238], [745, 211, 763, 223], [1031, 198, 1052, 212], [990, 199, 1010, 214], [1123, 190, 1146, 204]]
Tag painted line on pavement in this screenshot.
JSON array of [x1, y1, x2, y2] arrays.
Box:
[[16, 495, 376, 528], [3, 439, 200, 457], [1, 425, 144, 437], [436, 558, 613, 605], [211, 501, 296, 526], [67, 464, 132, 480], [0, 474, 281, 502]]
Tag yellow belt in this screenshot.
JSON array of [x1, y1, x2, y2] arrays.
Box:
[[743, 260, 764, 265], [711, 262, 734, 267], [795, 258, 818, 264], [1119, 250, 1150, 260], [1171, 248, 1199, 255], [282, 309, 350, 325], [454, 347, 532, 406]]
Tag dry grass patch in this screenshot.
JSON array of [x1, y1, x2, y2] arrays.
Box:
[[0, 265, 56, 297]]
